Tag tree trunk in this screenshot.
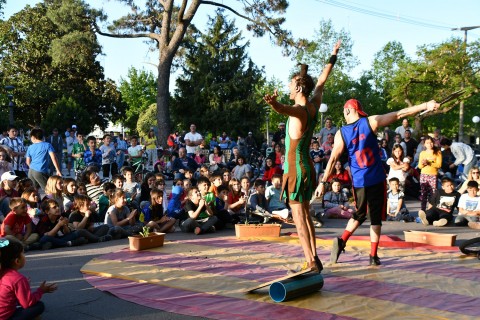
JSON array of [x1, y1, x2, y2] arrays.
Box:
[[413, 116, 423, 139], [156, 53, 173, 148]]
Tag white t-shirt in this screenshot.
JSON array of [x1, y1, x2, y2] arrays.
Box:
[[184, 132, 203, 154], [458, 193, 480, 213], [386, 157, 410, 182], [128, 145, 143, 158]]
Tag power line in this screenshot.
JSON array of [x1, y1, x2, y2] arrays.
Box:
[[315, 0, 456, 31]]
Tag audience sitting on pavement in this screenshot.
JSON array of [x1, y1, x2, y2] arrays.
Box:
[[323, 179, 354, 220], [418, 177, 460, 227], [454, 180, 480, 227], [386, 177, 413, 222], [457, 166, 480, 195]]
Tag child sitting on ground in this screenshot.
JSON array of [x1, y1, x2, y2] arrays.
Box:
[[386, 177, 413, 222], [248, 179, 289, 223], [68, 195, 112, 243], [104, 189, 142, 239], [0, 239, 57, 319], [0, 171, 19, 221], [140, 189, 176, 233], [98, 182, 116, 223], [323, 178, 354, 220], [454, 180, 480, 227], [0, 198, 39, 249], [418, 177, 460, 227], [122, 166, 141, 207], [180, 187, 218, 235]]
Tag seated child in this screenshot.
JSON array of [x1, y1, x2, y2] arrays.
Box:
[[418, 177, 460, 227], [112, 174, 124, 190], [0, 239, 57, 319], [0, 171, 19, 220], [122, 166, 141, 206], [386, 177, 413, 222], [36, 199, 88, 249], [454, 180, 480, 227], [21, 188, 42, 226], [104, 189, 143, 239], [323, 179, 354, 219], [180, 187, 218, 235], [265, 174, 289, 219], [68, 195, 112, 243], [0, 198, 39, 249], [165, 185, 185, 220], [208, 173, 223, 196], [248, 179, 288, 223], [98, 182, 116, 222], [140, 189, 176, 233]]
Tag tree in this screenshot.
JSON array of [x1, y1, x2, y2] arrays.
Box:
[[137, 103, 157, 138], [41, 96, 91, 134], [387, 38, 480, 137], [0, 0, 5, 18], [119, 67, 157, 131], [0, 0, 124, 130], [171, 11, 264, 137], [91, 0, 293, 147]]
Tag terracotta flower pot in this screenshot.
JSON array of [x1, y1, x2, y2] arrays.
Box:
[[235, 224, 281, 238], [128, 232, 165, 251]]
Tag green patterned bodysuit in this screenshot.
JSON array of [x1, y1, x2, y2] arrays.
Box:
[[282, 104, 318, 203]]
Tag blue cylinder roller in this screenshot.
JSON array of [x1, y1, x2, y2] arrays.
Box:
[[269, 273, 324, 302]]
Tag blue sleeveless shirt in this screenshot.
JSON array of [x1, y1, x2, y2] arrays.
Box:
[[340, 117, 385, 187]]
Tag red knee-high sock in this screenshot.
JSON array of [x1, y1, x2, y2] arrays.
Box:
[[341, 230, 352, 243], [370, 241, 379, 257]]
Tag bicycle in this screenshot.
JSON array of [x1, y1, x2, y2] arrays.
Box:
[[129, 154, 150, 183], [459, 236, 480, 260]]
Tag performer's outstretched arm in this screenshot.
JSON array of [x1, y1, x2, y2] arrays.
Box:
[[310, 40, 341, 107]]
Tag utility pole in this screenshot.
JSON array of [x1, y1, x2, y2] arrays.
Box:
[[451, 26, 480, 142]]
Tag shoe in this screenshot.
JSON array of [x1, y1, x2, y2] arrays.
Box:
[[418, 210, 429, 226], [313, 219, 323, 228], [41, 242, 53, 250], [263, 217, 271, 224], [468, 221, 480, 230], [330, 237, 346, 264], [369, 255, 381, 266], [29, 242, 42, 251], [194, 227, 202, 235], [313, 255, 323, 273], [98, 235, 112, 242], [209, 226, 216, 233], [69, 237, 88, 246], [433, 218, 448, 227]]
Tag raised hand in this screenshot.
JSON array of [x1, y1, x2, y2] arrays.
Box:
[[263, 89, 279, 105], [40, 281, 58, 293]]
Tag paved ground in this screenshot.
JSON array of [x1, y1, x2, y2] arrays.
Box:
[[23, 196, 480, 320]]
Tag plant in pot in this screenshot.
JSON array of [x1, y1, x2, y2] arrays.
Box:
[[128, 226, 166, 251], [235, 208, 281, 238]]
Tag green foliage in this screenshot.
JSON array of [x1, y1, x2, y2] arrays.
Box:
[[139, 226, 150, 238], [119, 67, 157, 131], [41, 96, 91, 134], [0, 0, 124, 128], [171, 11, 264, 137], [136, 103, 157, 138]]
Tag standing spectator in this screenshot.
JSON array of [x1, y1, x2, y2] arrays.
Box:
[[383, 126, 396, 150], [184, 124, 203, 158], [393, 133, 407, 154], [116, 134, 128, 169], [71, 133, 87, 176], [418, 136, 442, 210], [245, 132, 257, 152], [65, 129, 75, 176], [99, 134, 118, 179], [167, 131, 178, 151], [402, 129, 418, 159], [227, 146, 240, 170], [395, 118, 414, 139], [310, 140, 325, 183], [272, 122, 286, 146], [127, 136, 143, 169], [25, 128, 62, 191], [83, 136, 102, 169], [47, 128, 64, 176], [432, 128, 443, 148], [71, 124, 78, 138], [386, 144, 410, 191], [317, 117, 337, 144], [144, 129, 158, 170], [321, 133, 334, 164], [440, 138, 478, 178], [0, 149, 13, 178], [0, 125, 27, 178]]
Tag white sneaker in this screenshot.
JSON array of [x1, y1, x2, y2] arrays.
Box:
[[418, 210, 429, 226], [433, 218, 448, 227]]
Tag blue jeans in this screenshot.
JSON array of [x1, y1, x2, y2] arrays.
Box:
[[313, 162, 323, 183], [116, 151, 125, 169], [39, 232, 78, 248]]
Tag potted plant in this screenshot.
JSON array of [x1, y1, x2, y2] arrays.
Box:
[[234, 210, 282, 239], [128, 226, 166, 251]]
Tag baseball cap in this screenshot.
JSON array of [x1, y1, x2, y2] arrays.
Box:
[[1, 171, 18, 181], [72, 125, 77, 129], [248, 132, 253, 135], [344, 99, 368, 117]]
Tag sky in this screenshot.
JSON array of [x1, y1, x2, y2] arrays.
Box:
[[4, 0, 480, 92]]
